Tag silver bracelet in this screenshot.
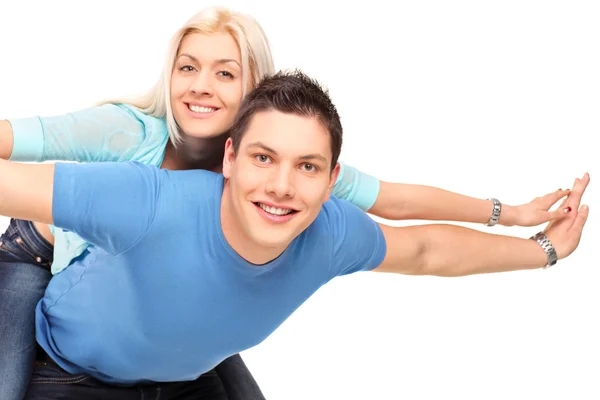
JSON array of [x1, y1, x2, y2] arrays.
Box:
[[530, 231, 558, 268], [486, 198, 502, 227]]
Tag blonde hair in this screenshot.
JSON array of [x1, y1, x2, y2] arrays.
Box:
[[102, 7, 275, 146]]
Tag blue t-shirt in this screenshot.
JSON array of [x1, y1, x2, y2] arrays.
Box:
[[37, 161, 387, 385], [8, 104, 380, 274]]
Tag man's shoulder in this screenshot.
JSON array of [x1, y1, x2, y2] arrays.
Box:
[[57, 161, 223, 198], [313, 195, 382, 238], [121, 161, 221, 181], [159, 166, 222, 187], [318, 195, 365, 221], [152, 165, 224, 202], [296, 195, 386, 278], [300, 195, 367, 237]]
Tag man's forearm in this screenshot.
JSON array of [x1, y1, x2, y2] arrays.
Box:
[[0, 158, 54, 224], [371, 181, 516, 225], [376, 222, 549, 276], [420, 224, 547, 276]]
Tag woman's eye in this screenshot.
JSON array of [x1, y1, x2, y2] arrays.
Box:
[[179, 65, 195, 72], [218, 71, 234, 79]]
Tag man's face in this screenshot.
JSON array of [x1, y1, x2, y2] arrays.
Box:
[[222, 110, 340, 256]]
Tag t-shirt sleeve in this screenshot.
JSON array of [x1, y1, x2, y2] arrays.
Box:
[[325, 197, 387, 278], [52, 161, 161, 255], [331, 162, 380, 211], [8, 103, 148, 163]]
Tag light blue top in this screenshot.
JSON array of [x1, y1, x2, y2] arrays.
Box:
[[8, 104, 380, 274], [37, 161, 387, 384]]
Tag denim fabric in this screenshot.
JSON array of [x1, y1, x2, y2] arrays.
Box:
[[0, 219, 53, 400]]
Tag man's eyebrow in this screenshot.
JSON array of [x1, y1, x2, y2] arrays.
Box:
[[299, 154, 328, 164], [177, 53, 241, 68], [246, 141, 278, 154]]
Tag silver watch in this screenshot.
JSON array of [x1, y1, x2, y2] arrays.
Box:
[[530, 232, 558, 268], [486, 198, 502, 227]]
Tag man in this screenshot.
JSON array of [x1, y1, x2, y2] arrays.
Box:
[[0, 70, 590, 399]]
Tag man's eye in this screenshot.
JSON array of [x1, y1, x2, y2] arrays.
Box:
[[301, 163, 318, 173], [255, 155, 270, 163]]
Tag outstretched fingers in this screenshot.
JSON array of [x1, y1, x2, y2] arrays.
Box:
[[569, 204, 590, 237], [564, 173, 590, 211]]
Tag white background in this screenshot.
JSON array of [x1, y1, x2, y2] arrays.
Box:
[[1, 1, 598, 399]]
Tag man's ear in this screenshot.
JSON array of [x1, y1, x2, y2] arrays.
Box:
[[322, 162, 341, 202], [222, 138, 236, 179]]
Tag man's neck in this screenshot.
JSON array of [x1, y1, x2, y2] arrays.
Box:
[[219, 182, 287, 266], [161, 133, 228, 172]]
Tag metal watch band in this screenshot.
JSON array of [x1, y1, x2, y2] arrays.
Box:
[[530, 231, 558, 268], [486, 198, 502, 227]]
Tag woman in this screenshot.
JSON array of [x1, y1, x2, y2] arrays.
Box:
[[0, 6, 571, 400]]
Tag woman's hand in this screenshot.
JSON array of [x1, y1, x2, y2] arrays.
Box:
[[508, 188, 572, 227]]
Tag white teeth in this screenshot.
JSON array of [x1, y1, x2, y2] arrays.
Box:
[[258, 203, 293, 216], [188, 104, 217, 113]]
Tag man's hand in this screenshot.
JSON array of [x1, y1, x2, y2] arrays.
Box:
[[543, 173, 590, 260]]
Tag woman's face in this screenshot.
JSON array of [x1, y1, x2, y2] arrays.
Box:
[[170, 32, 246, 139]]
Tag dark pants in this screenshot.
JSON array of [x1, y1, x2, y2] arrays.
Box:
[[25, 350, 228, 400], [0, 218, 266, 400]]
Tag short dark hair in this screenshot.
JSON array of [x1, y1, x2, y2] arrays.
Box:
[[229, 69, 343, 171]]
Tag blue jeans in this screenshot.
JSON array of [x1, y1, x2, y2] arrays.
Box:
[[0, 219, 266, 400], [0, 219, 53, 400]]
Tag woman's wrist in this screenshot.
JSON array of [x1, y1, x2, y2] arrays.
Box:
[[497, 203, 517, 226]]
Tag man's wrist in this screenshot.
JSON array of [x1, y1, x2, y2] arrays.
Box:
[[530, 231, 558, 268]]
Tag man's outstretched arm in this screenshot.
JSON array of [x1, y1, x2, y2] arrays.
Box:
[[373, 173, 590, 276], [0, 159, 54, 224], [0, 158, 160, 254]]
